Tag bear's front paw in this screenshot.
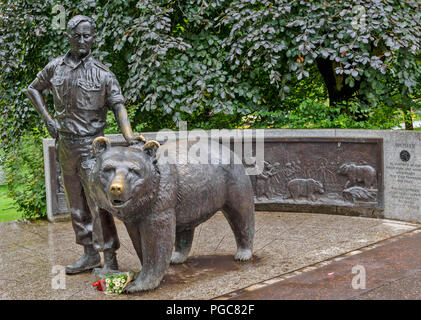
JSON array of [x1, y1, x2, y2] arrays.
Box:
[[123, 277, 160, 293]]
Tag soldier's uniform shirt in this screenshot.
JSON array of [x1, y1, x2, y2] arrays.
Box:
[[32, 50, 124, 137]]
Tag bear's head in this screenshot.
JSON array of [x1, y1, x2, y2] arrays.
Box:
[[339, 163, 350, 174], [89, 136, 160, 219], [311, 179, 325, 194]]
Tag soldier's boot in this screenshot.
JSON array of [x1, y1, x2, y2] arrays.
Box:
[[92, 249, 119, 279], [65, 245, 101, 275], [103, 249, 118, 271]]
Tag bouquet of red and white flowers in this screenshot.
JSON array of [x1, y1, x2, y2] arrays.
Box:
[[93, 271, 135, 295]]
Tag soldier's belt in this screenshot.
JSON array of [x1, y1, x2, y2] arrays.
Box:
[[58, 131, 102, 142]]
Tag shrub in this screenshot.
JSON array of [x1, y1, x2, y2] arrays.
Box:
[[2, 131, 47, 220], [248, 98, 405, 129], [286, 99, 404, 129]]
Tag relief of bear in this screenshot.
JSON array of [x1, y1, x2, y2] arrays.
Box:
[[287, 178, 324, 202], [339, 163, 376, 189], [86, 137, 255, 292]]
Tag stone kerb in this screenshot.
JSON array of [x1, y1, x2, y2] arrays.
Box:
[[42, 129, 421, 224]]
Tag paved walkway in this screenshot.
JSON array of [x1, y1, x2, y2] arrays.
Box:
[[0, 211, 419, 300], [217, 229, 421, 300]]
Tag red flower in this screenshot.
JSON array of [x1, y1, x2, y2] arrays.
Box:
[[93, 280, 106, 291]]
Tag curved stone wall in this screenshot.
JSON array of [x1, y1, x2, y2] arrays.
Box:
[[43, 129, 421, 223]]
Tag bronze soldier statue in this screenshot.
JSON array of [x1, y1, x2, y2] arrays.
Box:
[[26, 15, 139, 274]]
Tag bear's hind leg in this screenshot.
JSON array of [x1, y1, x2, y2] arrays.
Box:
[[171, 228, 195, 264], [222, 202, 255, 261]]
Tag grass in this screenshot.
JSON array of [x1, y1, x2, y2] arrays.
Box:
[[0, 185, 22, 222]]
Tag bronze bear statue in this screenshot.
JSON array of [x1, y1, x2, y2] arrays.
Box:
[[86, 136, 255, 292]]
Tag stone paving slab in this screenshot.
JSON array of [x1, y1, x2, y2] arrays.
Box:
[[224, 229, 421, 300], [0, 212, 419, 300]]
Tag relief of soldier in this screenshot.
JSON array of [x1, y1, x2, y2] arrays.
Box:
[[255, 161, 281, 200]]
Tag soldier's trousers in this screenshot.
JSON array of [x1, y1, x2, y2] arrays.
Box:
[[57, 136, 120, 252]]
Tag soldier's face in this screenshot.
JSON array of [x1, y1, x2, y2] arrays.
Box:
[[68, 21, 95, 58]]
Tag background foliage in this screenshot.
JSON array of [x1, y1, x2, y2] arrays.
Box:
[[2, 131, 46, 220], [0, 0, 420, 218]]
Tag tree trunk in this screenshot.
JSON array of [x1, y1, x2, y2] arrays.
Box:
[[405, 116, 414, 130], [316, 58, 370, 122], [401, 86, 414, 130], [404, 103, 414, 131], [316, 58, 361, 105]]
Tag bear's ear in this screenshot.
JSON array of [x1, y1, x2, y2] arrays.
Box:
[[143, 140, 160, 158], [129, 135, 147, 150], [134, 135, 146, 144], [92, 136, 111, 156]]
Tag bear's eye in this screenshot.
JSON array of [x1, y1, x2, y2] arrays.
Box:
[[129, 168, 141, 176], [103, 166, 115, 173]]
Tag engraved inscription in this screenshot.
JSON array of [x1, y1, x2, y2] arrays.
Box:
[[386, 159, 421, 212]]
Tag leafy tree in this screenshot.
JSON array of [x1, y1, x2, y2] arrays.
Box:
[[1, 0, 419, 148], [220, 0, 420, 122]]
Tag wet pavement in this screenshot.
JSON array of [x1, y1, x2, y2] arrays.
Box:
[[0, 211, 419, 300], [220, 229, 421, 300]]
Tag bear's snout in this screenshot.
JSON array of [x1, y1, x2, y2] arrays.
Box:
[[110, 173, 125, 195], [318, 183, 325, 194]]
